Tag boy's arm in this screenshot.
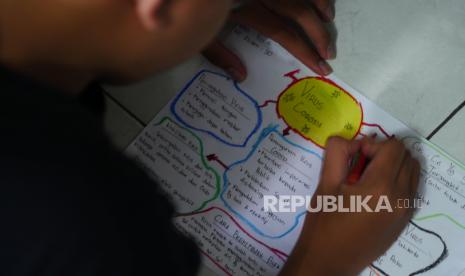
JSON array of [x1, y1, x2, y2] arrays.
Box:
[[281, 137, 420, 276]]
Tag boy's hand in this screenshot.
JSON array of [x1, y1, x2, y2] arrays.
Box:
[[203, 0, 335, 81], [281, 137, 421, 276]]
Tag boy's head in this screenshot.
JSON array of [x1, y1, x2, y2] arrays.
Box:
[[0, 0, 232, 84]]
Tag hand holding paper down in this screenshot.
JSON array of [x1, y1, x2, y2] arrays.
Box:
[[203, 0, 336, 80], [126, 27, 465, 275]]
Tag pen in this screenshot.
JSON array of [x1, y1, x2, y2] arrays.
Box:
[[347, 150, 367, 185], [347, 134, 377, 185]]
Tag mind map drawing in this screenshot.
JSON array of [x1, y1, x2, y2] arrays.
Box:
[[125, 26, 465, 276]]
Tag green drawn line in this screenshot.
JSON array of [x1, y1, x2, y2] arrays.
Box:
[[403, 137, 465, 231], [403, 136, 465, 171], [153, 116, 221, 213], [414, 213, 465, 231]]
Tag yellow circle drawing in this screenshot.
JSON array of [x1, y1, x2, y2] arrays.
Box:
[[277, 77, 363, 148]]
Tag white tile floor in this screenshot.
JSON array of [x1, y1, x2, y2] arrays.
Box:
[[431, 108, 465, 164], [331, 0, 465, 137]]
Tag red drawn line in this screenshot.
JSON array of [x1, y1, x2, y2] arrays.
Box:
[[283, 126, 291, 137], [358, 133, 367, 137], [259, 100, 277, 108], [369, 265, 381, 276], [276, 72, 365, 149], [274, 251, 289, 260], [284, 69, 301, 82], [200, 250, 232, 276], [206, 154, 229, 170], [362, 122, 391, 138], [178, 206, 289, 261], [200, 250, 233, 276]]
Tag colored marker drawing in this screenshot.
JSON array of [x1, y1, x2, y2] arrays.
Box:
[[124, 26, 465, 276], [371, 221, 447, 276], [221, 126, 322, 239], [276, 70, 363, 148], [404, 136, 465, 230], [175, 207, 288, 276], [171, 70, 262, 148], [125, 117, 221, 214]]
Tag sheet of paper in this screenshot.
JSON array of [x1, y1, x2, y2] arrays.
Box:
[[125, 26, 465, 276]]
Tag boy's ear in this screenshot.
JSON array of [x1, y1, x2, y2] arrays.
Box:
[[134, 0, 167, 30]]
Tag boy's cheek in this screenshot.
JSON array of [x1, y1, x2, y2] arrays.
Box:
[[105, 0, 231, 82], [177, 0, 232, 44]]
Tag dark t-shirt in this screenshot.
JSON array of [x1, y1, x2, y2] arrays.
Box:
[[0, 66, 200, 275]]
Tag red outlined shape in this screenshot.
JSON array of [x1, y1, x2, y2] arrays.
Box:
[[277, 71, 364, 149], [177, 206, 289, 263]]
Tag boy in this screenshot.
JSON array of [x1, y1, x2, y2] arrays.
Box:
[[0, 0, 420, 275]]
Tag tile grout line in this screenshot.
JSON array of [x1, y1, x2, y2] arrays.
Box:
[[102, 90, 148, 127], [427, 99, 465, 140]]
